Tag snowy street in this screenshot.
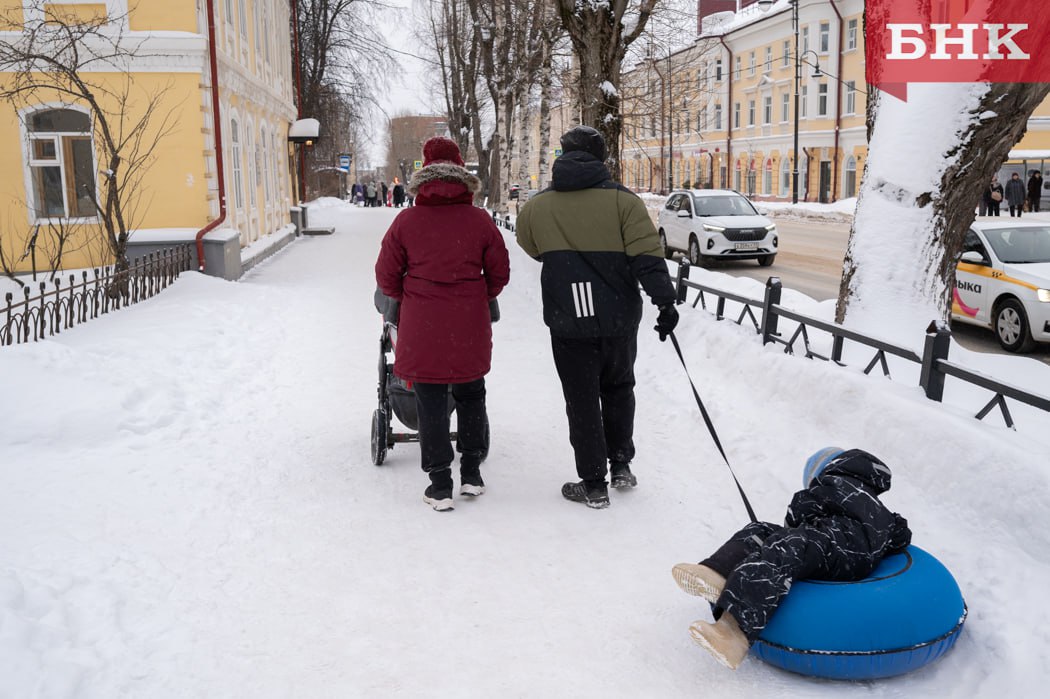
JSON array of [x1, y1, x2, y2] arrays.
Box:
[[3, 201, 1050, 697]]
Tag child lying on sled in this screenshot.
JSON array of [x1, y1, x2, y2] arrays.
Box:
[[672, 447, 912, 669]]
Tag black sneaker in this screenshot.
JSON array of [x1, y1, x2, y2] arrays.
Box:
[[610, 462, 637, 489], [561, 480, 610, 509], [424, 485, 454, 512], [460, 466, 485, 497]]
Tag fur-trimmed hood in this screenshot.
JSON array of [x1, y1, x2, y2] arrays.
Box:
[[408, 163, 481, 197]]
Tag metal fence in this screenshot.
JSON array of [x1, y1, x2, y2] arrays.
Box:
[[2, 245, 193, 347], [674, 259, 1050, 428]]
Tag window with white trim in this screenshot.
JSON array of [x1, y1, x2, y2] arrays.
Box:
[[714, 59, 723, 81], [231, 116, 244, 209], [763, 96, 772, 125], [748, 99, 755, 126], [247, 126, 257, 207], [734, 102, 740, 128], [780, 156, 791, 197], [845, 81, 856, 115], [781, 92, 790, 122], [764, 47, 772, 73], [819, 22, 830, 53], [782, 40, 790, 68], [749, 52, 755, 76], [847, 19, 858, 51], [844, 156, 857, 198], [238, 0, 247, 38], [817, 83, 829, 116], [262, 125, 272, 200], [714, 104, 722, 130], [700, 107, 707, 131], [763, 159, 772, 196], [25, 108, 97, 220], [801, 85, 809, 118], [802, 26, 810, 54]]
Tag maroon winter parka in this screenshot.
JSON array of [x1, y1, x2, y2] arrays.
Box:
[[375, 164, 510, 384]]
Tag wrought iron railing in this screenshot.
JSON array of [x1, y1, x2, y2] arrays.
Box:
[[2, 245, 192, 347], [674, 259, 1050, 428]]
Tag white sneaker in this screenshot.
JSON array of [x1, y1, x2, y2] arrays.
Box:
[[423, 486, 454, 512], [671, 563, 726, 603], [460, 483, 485, 497]]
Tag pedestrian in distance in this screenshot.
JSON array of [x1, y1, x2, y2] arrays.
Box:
[[375, 137, 511, 512], [1028, 169, 1043, 212], [366, 181, 377, 207], [514, 125, 680, 510], [985, 177, 1003, 216], [392, 179, 406, 208], [1006, 172, 1026, 217], [672, 448, 911, 670], [381, 181, 389, 207]]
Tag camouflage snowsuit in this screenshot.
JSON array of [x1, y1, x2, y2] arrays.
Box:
[[701, 449, 912, 642]]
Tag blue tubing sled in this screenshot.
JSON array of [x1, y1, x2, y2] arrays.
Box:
[[751, 545, 966, 680]]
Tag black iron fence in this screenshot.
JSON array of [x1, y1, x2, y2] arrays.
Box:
[[2, 245, 193, 347], [674, 259, 1050, 428]]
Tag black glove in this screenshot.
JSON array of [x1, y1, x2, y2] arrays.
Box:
[[654, 303, 679, 342]]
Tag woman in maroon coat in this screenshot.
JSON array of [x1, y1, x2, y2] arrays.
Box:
[[375, 137, 510, 512]]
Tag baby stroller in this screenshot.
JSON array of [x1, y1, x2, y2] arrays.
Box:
[[370, 290, 496, 466]]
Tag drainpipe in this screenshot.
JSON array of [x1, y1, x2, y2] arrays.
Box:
[[290, 0, 305, 202], [827, 0, 844, 202], [194, 0, 227, 272], [719, 35, 733, 190]]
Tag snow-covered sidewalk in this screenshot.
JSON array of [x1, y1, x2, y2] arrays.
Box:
[[2, 202, 1049, 696]]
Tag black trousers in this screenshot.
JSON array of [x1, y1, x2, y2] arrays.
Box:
[[550, 334, 637, 484], [413, 379, 487, 480], [701, 519, 881, 643]]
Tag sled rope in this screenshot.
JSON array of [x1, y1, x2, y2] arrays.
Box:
[[668, 331, 758, 524]]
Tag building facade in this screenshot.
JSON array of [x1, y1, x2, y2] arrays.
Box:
[[0, 0, 297, 274], [621, 0, 1050, 202]]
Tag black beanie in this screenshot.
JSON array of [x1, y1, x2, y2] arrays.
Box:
[[560, 126, 607, 162]]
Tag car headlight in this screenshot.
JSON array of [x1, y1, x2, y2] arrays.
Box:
[[702, 223, 725, 232], [764, 224, 777, 232], [1038, 288, 1050, 303]]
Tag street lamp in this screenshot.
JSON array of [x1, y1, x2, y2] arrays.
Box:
[[789, 0, 822, 204]]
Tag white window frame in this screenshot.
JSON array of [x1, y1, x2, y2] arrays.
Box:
[[763, 96, 772, 125], [247, 121, 257, 207], [749, 52, 756, 76], [780, 157, 791, 197], [843, 156, 857, 199], [20, 104, 99, 224], [845, 81, 856, 115], [817, 83, 829, 117], [714, 104, 722, 130], [802, 26, 810, 54], [734, 102, 740, 129], [801, 85, 809, 118], [230, 114, 244, 210], [781, 92, 790, 123], [763, 159, 773, 196], [847, 19, 858, 51], [819, 22, 830, 54], [764, 47, 772, 73], [748, 99, 755, 126], [782, 40, 790, 68]]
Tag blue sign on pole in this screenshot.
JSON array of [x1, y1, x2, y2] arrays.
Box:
[[554, 148, 563, 157], [338, 154, 351, 169]]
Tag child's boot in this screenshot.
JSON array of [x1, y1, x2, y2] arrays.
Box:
[[688, 613, 750, 670], [671, 563, 726, 603]]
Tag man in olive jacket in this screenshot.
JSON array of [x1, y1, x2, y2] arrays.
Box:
[[515, 126, 679, 509]]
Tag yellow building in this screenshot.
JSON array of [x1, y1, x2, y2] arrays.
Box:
[[621, 0, 1050, 203], [0, 0, 297, 274]]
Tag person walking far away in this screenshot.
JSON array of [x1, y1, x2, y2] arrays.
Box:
[[985, 177, 1003, 217], [1006, 172, 1026, 218], [514, 125, 679, 510], [671, 448, 911, 670], [1028, 169, 1043, 212], [375, 137, 510, 512]]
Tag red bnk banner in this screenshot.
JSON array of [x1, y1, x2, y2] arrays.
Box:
[[866, 0, 1050, 101]]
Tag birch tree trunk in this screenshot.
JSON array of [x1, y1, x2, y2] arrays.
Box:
[[516, 85, 533, 190], [535, 38, 554, 191], [836, 82, 1050, 339]]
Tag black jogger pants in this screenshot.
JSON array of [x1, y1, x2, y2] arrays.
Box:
[[550, 334, 637, 484], [413, 378, 487, 478]]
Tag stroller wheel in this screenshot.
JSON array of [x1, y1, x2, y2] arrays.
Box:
[[371, 408, 388, 465]]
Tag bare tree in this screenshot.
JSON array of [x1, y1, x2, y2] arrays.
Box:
[[554, 0, 659, 182], [0, 3, 178, 292]]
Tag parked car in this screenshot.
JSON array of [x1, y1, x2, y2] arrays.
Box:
[[954, 221, 1050, 352], [657, 189, 778, 267], [509, 183, 522, 200]]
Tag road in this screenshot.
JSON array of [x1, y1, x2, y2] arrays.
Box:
[[700, 216, 1050, 365]]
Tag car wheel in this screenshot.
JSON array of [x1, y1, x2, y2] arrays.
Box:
[[758, 254, 776, 267], [688, 235, 711, 267], [659, 230, 674, 259], [994, 299, 1036, 352]]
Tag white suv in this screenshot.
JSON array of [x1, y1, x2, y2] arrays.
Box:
[[657, 189, 778, 267], [954, 221, 1050, 352]]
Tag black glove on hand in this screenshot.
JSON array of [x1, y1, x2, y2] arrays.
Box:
[[654, 303, 679, 342]]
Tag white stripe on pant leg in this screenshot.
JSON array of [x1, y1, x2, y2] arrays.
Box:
[[583, 281, 594, 317], [571, 282, 584, 318]]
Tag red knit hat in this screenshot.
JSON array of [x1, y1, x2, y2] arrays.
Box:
[[422, 136, 464, 167]]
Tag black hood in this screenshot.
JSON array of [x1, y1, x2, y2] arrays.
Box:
[[551, 151, 612, 192]]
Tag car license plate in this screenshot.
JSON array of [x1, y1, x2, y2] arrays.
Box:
[[733, 242, 759, 250]]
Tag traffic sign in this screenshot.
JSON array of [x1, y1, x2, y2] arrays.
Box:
[[413, 160, 422, 170], [338, 154, 351, 168], [554, 148, 563, 157]]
